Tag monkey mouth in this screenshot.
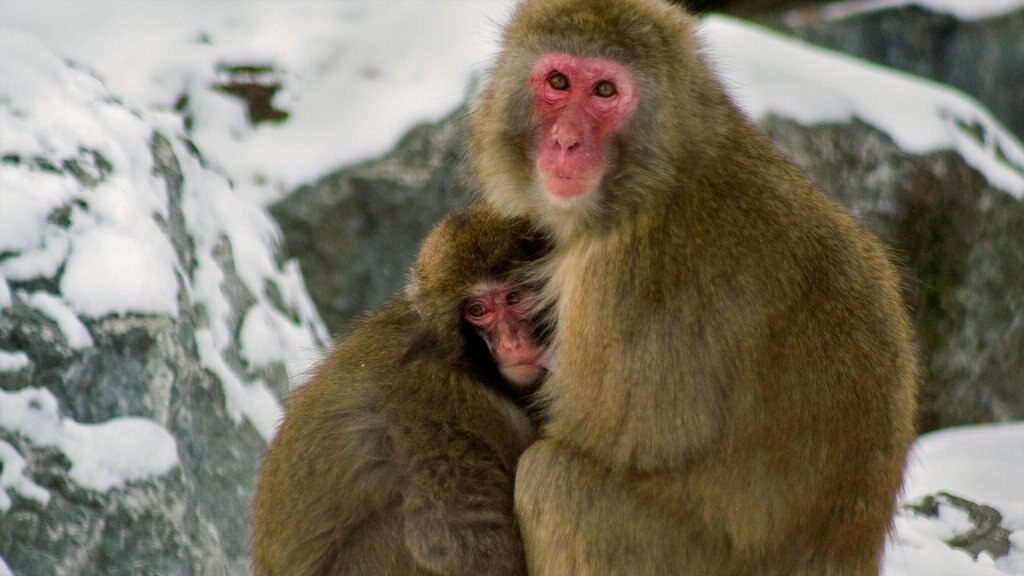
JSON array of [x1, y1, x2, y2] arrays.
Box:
[[500, 362, 546, 387], [506, 354, 547, 371], [540, 172, 599, 199]]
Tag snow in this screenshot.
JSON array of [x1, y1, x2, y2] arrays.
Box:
[[194, 328, 284, 442], [0, 350, 30, 373], [818, 0, 1024, 22], [0, 388, 179, 493], [240, 301, 325, 380], [1, 1, 1022, 573], [60, 218, 181, 319], [885, 423, 1024, 576], [0, 441, 51, 511], [701, 17, 1024, 199], [0, 166, 77, 254], [0, 30, 182, 318], [0, 20, 328, 449], [903, 422, 1024, 527], [19, 290, 94, 350], [0, 0, 515, 204]]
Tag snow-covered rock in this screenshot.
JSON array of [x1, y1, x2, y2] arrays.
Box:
[[0, 33, 326, 575], [766, 0, 1024, 140]]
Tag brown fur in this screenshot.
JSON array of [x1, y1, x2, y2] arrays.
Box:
[[251, 206, 547, 576], [468, 0, 918, 574]]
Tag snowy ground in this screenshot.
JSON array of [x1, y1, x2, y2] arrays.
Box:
[[2, 1, 1023, 574]]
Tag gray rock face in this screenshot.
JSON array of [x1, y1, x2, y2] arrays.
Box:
[[270, 114, 475, 336], [0, 51, 325, 575], [765, 6, 1024, 140]]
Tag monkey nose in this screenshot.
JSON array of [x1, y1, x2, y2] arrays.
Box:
[[551, 123, 581, 152], [554, 135, 580, 152], [496, 324, 527, 355], [498, 329, 522, 353]]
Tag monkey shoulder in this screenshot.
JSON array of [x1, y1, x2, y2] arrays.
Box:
[[318, 298, 534, 466], [265, 300, 427, 499]]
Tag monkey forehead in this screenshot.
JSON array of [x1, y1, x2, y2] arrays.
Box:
[[469, 280, 524, 299], [413, 206, 545, 292], [504, 0, 692, 69]]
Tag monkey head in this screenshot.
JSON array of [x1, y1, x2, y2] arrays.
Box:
[[469, 0, 732, 241], [407, 205, 550, 388]]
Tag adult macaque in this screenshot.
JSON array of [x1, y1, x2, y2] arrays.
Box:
[[468, 0, 918, 574], [251, 206, 548, 576]]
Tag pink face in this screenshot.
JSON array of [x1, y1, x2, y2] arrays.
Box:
[[530, 53, 638, 201], [463, 284, 548, 388]]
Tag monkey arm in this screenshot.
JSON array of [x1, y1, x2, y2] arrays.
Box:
[[394, 393, 527, 576], [515, 439, 733, 576]]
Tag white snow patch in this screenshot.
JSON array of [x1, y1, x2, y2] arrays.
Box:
[[0, 555, 12, 576], [0, 231, 70, 282], [59, 225, 180, 319], [0, 30, 182, 319], [194, 329, 283, 442], [0, 167, 78, 254], [0, 164, 75, 282], [817, 0, 1024, 22], [0, 440, 51, 511], [701, 16, 1024, 199], [19, 290, 94, 349], [902, 422, 1024, 528], [60, 417, 180, 493], [886, 514, 1015, 576], [0, 387, 180, 493], [0, 350, 30, 373], [239, 298, 325, 382]]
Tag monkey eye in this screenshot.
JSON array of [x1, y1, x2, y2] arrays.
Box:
[[593, 80, 616, 98], [465, 301, 488, 319], [506, 289, 523, 305], [547, 72, 569, 91]]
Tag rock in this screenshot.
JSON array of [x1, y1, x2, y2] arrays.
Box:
[[904, 492, 1012, 560], [764, 5, 1024, 141], [676, 0, 831, 16], [0, 40, 326, 575], [270, 112, 475, 335]]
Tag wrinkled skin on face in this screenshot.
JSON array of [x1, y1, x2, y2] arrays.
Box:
[[463, 282, 548, 387], [530, 53, 639, 202]]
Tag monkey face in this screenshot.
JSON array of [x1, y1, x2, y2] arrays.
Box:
[[529, 53, 638, 203], [463, 282, 548, 388]]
